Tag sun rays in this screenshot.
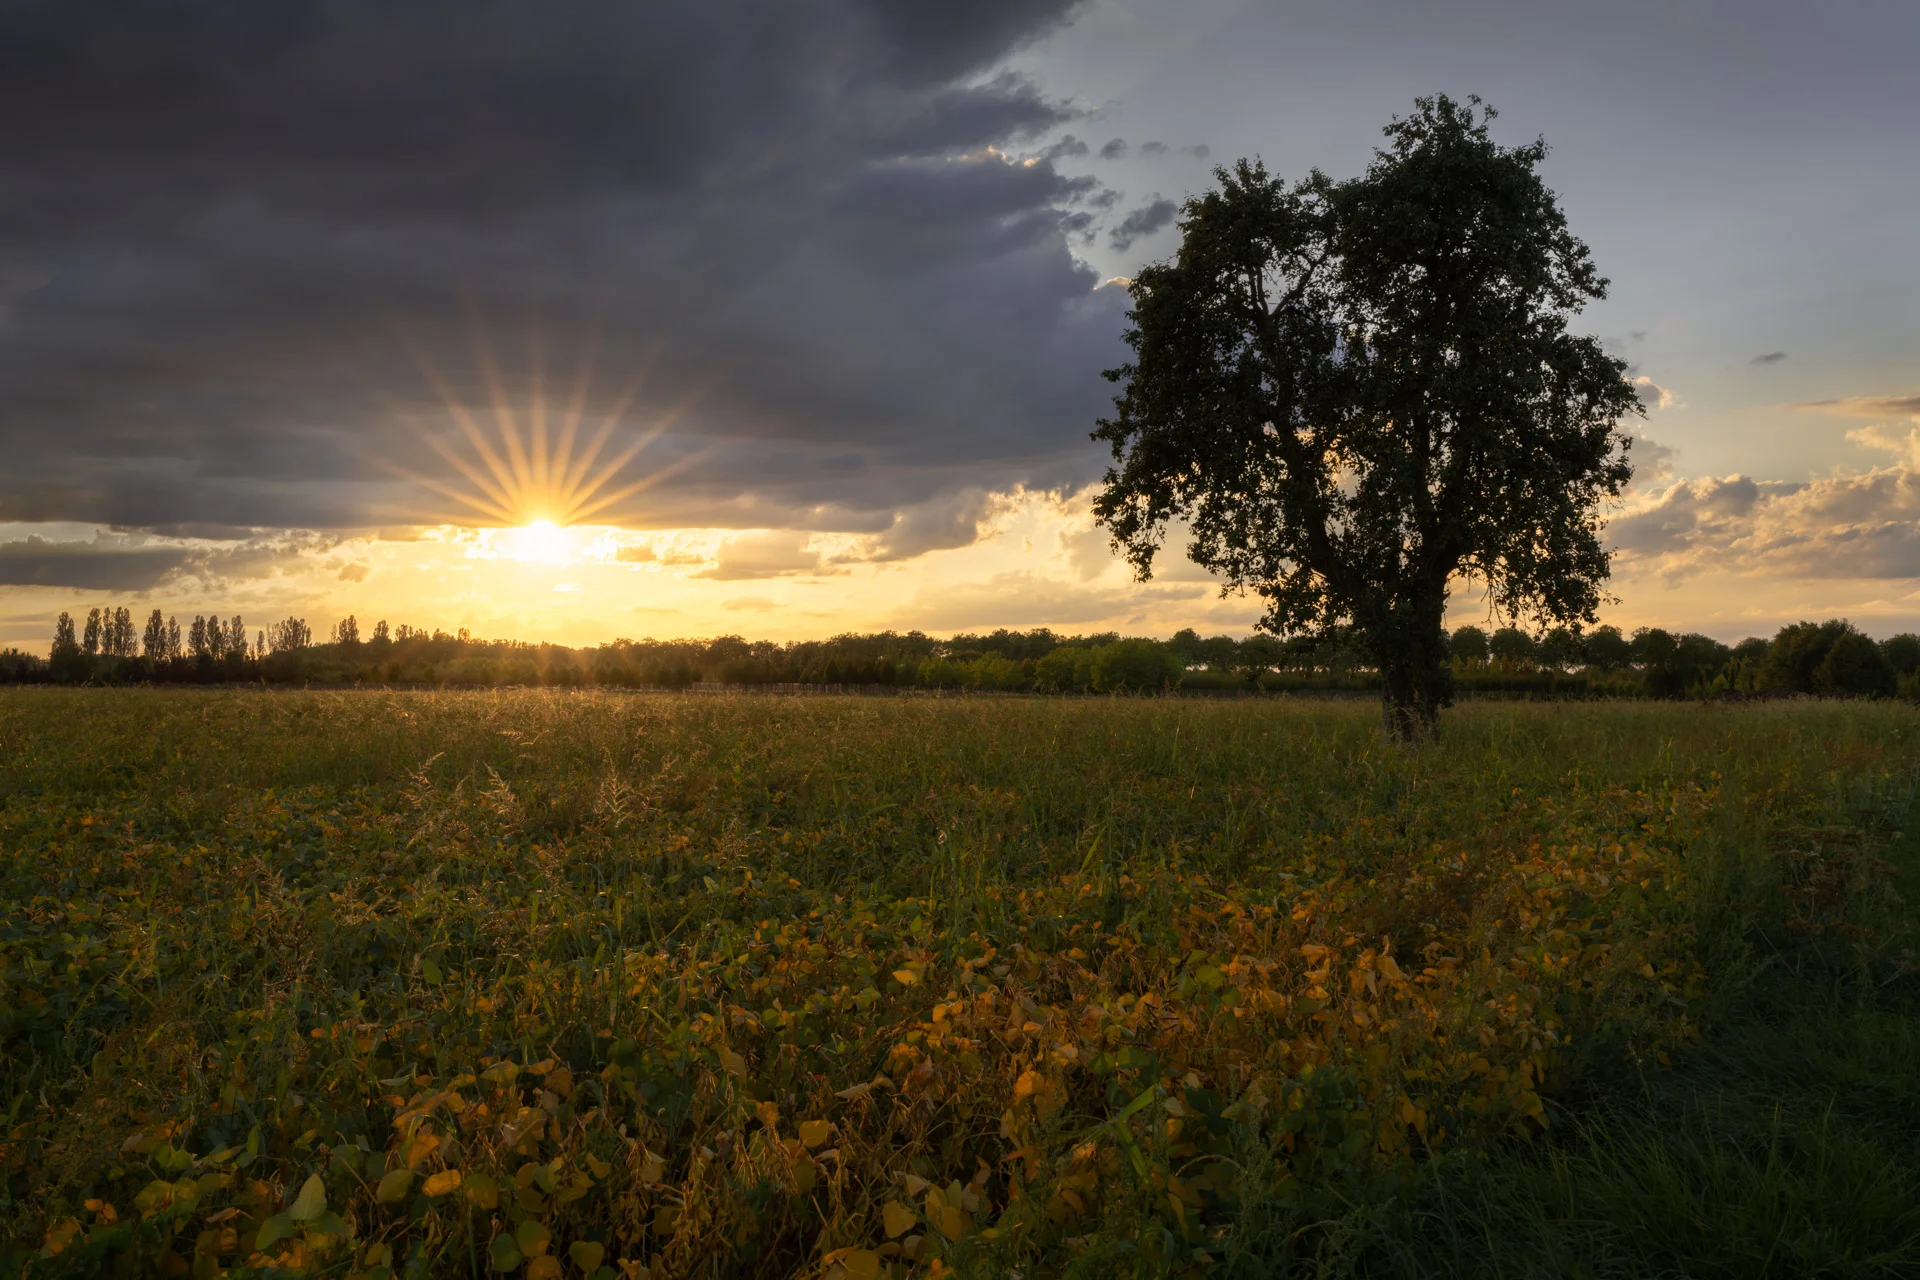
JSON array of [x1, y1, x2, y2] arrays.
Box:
[[382, 321, 708, 540]]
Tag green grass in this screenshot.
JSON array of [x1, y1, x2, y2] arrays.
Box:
[[2, 690, 1917, 1278]]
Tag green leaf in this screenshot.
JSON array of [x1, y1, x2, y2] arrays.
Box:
[[289, 1173, 328, 1222], [255, 1212, 295, 1252], [310, 1210, 349, 1239], [421, 957, 443, 986], [377, 1168, 415, 1204], [515, 1219, 552, 1257], [490, 1233, 524, 1273]]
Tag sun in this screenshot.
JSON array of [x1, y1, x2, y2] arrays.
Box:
[[381, 322, 708, 534], [500, 518, 574, 563]]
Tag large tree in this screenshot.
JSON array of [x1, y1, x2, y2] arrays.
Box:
[[1093, 96, 1638, 739]]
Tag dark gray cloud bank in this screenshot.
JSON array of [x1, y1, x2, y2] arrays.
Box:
[[0, 0, 1131, 538]]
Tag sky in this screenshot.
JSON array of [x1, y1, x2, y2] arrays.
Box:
[[3, 0, 1918, 649]]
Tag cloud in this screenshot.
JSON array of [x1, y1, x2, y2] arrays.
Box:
[[0, 0, 1121, 535], [0, 529, 333, 591], [0, 537, 193, 590], [889, 569, 1207, 631], [1798, 395, 1920, 419], [693, 534, 825, 581], [1180, 144, 1211, 159], [1631, 375, 1678, 410], [1750, 351, 1788, 365], [336, 562, 370, 582], [1098, 138, 1128, 160], [1139, 141, 1170, 156], [1628, 434, 1678, 487], [1847, 424, 1920, 468], [859, 490, 1002, 562], [1608, 467, 1920, 580], [1109, 197, 1178, 251]]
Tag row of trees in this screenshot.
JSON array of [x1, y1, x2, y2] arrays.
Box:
[[36, 606, 351, 682], [5, 613, 1915, 699]]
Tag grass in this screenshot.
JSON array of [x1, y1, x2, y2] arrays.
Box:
[[1, 690, 1916, 1278]]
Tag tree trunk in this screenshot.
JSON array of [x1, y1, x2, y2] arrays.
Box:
[[1380, 602, 1452, 743]]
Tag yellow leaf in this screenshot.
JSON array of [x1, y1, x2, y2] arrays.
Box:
[[43, 1220, 80, 1257], [883, 1201, 916, 1238], [799, 1120, 830, 1148], [719, 1050, 747, 1076], [569, 1241, 605, 1273], [639, 1151, 665, 1185], [891, 969, 919, 986], [939, 1205, 964, 1240], [526, 1256, 562, 1280], [841, 1249, 881, 1280], [423, 1169, 462, 1198], [465, 1173, 500, 1210]]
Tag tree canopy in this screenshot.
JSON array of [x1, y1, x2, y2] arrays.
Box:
[[1093, 95, 1639, 738]]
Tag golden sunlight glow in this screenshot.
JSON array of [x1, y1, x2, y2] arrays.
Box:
[[503, 518, 571, 563], [384, 325, 707, 534]]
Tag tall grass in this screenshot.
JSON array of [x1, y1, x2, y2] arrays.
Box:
[[2, 691, 1915, 1278]]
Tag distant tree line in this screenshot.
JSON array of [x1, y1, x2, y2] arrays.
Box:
[[3, 610, 1915, 700]]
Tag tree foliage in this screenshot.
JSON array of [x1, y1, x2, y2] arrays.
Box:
[[1093, 96, 1638, 738]]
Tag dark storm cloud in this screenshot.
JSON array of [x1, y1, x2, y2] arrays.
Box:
[[1751, 351, 1788, 365], [1109, 198, 1178, 251], [0, 0, 1124, 535], [0, 537, 192, 590]]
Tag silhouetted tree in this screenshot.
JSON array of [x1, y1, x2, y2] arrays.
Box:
[[1092, 97, 1637, 739], [110, 607, 135, 657], [82, 608, 102, 656], [1881, 633, 1920, 677], [1583, 624, 1631, 670], [1449, 626, 1490, 664], [142, 608, 168, 661], [269, 618, 312, 653], [1488, 627, 1538, 666], [1539, 625, 1584, 670], [1813, 629, 1894, 698], [1759, 620, 1856, 694], [331, 615, 360, 646]]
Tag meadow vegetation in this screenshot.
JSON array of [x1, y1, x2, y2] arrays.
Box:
[[3, 691, 1917, 1278]]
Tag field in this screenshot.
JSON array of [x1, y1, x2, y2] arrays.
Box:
[[4, 690, 1919, 1278]]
